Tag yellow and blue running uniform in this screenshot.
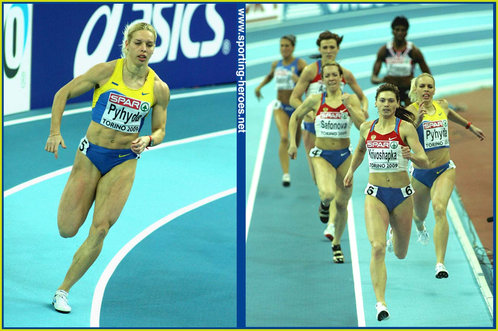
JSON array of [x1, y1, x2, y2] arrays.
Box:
[[411, 101, 455, 187], [81, 58, 156, 175]]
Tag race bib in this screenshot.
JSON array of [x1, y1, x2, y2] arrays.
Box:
[[100, 93, 150, 133], [309, 147, 322, 158], [423, 120, 449, 149], [315, 111, 351, 138], [365, 184, 414, 197], [78, 137, 89, 155], [366, 140, 403, 171]]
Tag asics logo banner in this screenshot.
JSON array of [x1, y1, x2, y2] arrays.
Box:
[[74, 4, 226, 76]]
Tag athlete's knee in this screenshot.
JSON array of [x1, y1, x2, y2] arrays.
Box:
[[57, 215, 83, 238], [370, 240, 386, 260], [394, 248, 408, 260], [58, 224, 79, 238], [318, 188, 334, 203], [280, 136, 289, 146], [88, 223, 112, 246], [432, 200, 448, 220], [334, 196, 349, 211], [413, 212, 423, 222]]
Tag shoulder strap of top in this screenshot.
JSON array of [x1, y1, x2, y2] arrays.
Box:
[[369, 119, 378, 132], [394, 117, 402, 134]]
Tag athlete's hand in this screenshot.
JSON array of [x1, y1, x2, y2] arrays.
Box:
[[469, 125, 485, 141], [370, 75, 384, 84], [45, 133, 66, 159], [255, 87, 263, 101], [401, 145, 412, 159], [131, 136, 150, 154], [417, 101, 428, 117], [288, 144, 298, 159], [341, 93, 352, 108], [414, 101, 428, 126], [343, 169, 353, 187]]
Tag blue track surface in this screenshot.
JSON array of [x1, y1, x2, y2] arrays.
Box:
[[3, 85, 237, 327]]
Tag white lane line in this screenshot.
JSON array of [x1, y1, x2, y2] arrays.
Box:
[[3, 129, 235, 197], [447, 198, 494, 316], [89, 187, 237, 327], [4, 86, 235, 127], [347, 199, 365, 327], [3, 166, 73, 197], [245, 101, 274, 240]]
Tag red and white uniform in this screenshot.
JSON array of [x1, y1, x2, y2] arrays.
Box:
[[366, 118, 408, 173], [314, 93, 351, 138]]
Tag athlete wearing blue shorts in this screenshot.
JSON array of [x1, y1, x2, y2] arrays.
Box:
[[255, 35, 306, 186], [406, 73, 485, 280], [45, 23, 170, 314], [289, 63, 366, 264], [344, 83, 429, 322]]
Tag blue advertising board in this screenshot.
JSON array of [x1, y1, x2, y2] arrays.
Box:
[[30, 3, 237, 109]]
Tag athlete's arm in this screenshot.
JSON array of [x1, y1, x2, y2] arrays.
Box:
[[131, 77, 170, 154], [344, 121, 369, 187], [291, 58, 308, 84], [288, 94, 319, 158], [343, 93, 365, 129], [45, 61, 115, 158], [411, 46, 431, 74], [444, 99, 485, 140], [406, 102, 426, 128], [289, 64, 314, 109], [400, 121, 429, 168], [371, 46, 386, 84], [297, 58, 307, 74], [255, 61, 277, 101]]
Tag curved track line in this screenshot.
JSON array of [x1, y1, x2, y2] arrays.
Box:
[[3, 129, 235, 197], [89, 187, 237, 327]]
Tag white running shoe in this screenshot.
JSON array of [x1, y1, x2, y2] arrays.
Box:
[[435, 263, 449, 279], [282, 173, 290, 187], [375, 302, 390, 321], [323, 222, 335, 241], [386, 228, 394, 253], [52, 289, 71, 313], [417, 224, 430, 245]]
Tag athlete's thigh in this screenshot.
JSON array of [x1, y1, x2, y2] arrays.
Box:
[[365, 195, 390, 243], [411, 175, 431, 217], [302, 128, 315, 153], [273, 108, 290, 138], [334, 155, 353, 201], [92, 159, 138, 228], [58, 151, 101, 224], [430, 168, 455, 207], [390, 196, 413, 238], [311, 156, 336, 193]]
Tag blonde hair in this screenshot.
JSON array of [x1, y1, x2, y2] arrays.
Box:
[[121, 22, 157, 58], [408, 73, 435, 102]]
